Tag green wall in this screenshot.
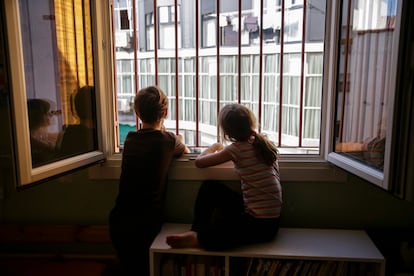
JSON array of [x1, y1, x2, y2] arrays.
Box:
[[1, 165, 413, 230], [1, 164, 414, 273]]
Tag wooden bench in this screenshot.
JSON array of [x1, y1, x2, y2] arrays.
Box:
[[150, 223, 386, 276]]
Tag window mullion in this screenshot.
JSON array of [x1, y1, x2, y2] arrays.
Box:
[[258, 0, 264, 132], [195, 0, 200, 147], [174, 0, 179, 133], [153, 0, 158, 85], [338, 0, 353, 142], [216, 0, 220, 140]]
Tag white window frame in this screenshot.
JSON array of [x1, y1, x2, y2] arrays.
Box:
[[90, 0, 347, 183], [327, 0, 403, 190], [6, 0, 408, 192], [3, 0, 346, 186], [4, 0, 112, 186]]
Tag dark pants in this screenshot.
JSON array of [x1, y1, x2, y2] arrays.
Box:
[[192, 180, 280, 251], [109, 207, 162, 276]]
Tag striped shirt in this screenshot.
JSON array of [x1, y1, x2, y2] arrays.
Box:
[[225, 141, 282, 219]]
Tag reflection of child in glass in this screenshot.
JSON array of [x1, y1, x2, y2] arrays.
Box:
[[166, 103, 282, 250], [335, 118, 386, 170], [27, 98, 58, 166], [59, 85, 96, 156], [335, 136, 385, 169], [109, 85, 190, 276]]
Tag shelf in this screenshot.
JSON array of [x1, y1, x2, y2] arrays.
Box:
[[150, 223, 385, 276]]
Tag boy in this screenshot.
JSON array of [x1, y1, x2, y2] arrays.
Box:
[[109, 85, 189, 275]]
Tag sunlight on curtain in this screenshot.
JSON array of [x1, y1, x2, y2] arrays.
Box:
[[54, 0, 94, 125]]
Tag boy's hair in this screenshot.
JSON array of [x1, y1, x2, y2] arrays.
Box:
[[75, 85, 95, 120], [134, 85, 168, 123], [219, 103, 278, 165]]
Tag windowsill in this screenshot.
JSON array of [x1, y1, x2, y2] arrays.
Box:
[[88, 154, 347, 182], [327, 152, 385, 189]]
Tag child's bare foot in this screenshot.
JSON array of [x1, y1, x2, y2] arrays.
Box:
[[166, 231, 200, 248]]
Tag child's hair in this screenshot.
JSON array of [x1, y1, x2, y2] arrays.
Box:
[[218, 103, 279, 165], [27, 99, 51, 130], [134, 85, 168, 123]]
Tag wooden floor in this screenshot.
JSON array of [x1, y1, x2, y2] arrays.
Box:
[[0, 224, 118, 275], [0, 258, 120, 276]]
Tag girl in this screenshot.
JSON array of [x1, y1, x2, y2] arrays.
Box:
[[166, 103, 282, 250]]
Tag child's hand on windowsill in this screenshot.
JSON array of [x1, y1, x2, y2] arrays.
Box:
[[202, 143, 224, 155]]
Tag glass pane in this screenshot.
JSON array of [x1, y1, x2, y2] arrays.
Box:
[[159, 6, 169, 23], [19, 0, 97, 167], [334, 0, 398, 171], [114, 0, 137, 146], [113, 1, 326, 153]]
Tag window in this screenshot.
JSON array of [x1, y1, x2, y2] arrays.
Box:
[[328, 0, 402, 190], [145, 12, 154, 51], [4, 0, 108, 186], [114, 0, 325, 154], [2, 0, 412, 199], [202, 14, 217, 48], [109, 0, 411, 194], [159, 5, 180, 49]]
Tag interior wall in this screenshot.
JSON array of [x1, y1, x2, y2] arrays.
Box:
[[1, 165, 413, 273], [1, 165, 413, 230]]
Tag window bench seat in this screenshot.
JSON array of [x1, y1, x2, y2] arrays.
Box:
[[150, 223, 386, 276]]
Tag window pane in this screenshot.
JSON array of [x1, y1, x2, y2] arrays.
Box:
[[334, 0, 399, 171], [202, 15, 216, 48], [114, 1, 326, 153], [19, 0, 97, 167], [159, 6, 169, 23]]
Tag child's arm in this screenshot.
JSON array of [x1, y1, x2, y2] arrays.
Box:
[[176, 134, 191, 153], [195, 143, 232, 168]]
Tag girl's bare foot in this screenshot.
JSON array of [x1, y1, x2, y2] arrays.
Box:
[[166, 231, 200, 248]]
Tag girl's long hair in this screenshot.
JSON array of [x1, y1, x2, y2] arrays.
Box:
[[219, 104, 278, 165]]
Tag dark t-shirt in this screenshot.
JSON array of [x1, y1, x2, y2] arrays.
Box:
[[113, 129, 186, 220], [30, 137, 55, 167], [59, 124, 96, 157]]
